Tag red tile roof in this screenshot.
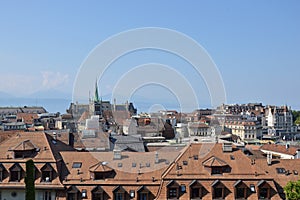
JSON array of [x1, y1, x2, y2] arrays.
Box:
[[260, 143, 299, 156]]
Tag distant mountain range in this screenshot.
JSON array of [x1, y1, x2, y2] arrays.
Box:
[[0, 90, 210, 114], [0, 91, 15, 98], [0, 89, 72, 113], [26, 89, 72, 99]]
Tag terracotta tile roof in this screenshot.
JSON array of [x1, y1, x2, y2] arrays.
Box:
[[11, 140, 37, 151], [89, 162, 114, 172], [155, 142, 300, 199], [202, 156, 228, 167], [77, 111, 89, 123], [0, 132, 64, 189], [60, 149, 182, 185], [0, 130, 23, 143], [0, 132, 56, 162], [16, 113, 39, 124], [189, 123, 209, 128], [112, 110, 131, 125], [260, 143, 299, 156]]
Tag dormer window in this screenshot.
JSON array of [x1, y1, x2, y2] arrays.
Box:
[[11, 140, 38, 159], [190, 180, 204, 199], [211, 167, 222, 175], [67, 186, 80, 200], [41, 163, 54, 182], [137, 186, 153, 200], [234, 180, 248, 199], [92, 186, 106, 200], [89, 162, 115, 180], [211, 180, 228, 199], [9, 163, 23, 182], [167, 180, 180, 199], [113, 186, 128, 200], [202, 156, 231, 175], [257, 180, 272, 199]]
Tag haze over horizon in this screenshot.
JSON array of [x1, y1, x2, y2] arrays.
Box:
[[1, 1, 300, 112]]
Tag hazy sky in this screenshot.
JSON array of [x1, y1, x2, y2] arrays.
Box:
[[0, 1, 299, 111]]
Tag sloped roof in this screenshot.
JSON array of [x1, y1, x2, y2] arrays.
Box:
[[11, 140, 37, 151], [16, 113, 39, 124], [0, 132, 56, 162], [113, 135, 145, 152], [89, 162, 114, 173], [202, 156, 228, 167], [260, 143, 298, 156], [78, 111, 89, 123]]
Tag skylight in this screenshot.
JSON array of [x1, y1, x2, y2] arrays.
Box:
[[276, 168, 286, 174], [72, 162, 82, 168]]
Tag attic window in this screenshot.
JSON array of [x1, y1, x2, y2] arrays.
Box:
[[118, 163, 122, 168], [193, 155, 198, 160], [181, 185, 186, 192], [230, 155, 235, 160], [183, 161, 188, 165], [72, 162, 82, 168], [276, 168, 286, 174]]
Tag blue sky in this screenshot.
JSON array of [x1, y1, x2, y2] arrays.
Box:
[[0, 1, 300, 112]]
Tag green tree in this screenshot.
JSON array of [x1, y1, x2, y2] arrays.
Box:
[[295, 118, 300, 126], [284, 180, 300, 200], [25, 159, 35, 200], [292, 111, 300, 125]]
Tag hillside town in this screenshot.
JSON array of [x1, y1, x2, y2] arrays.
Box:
[[0, 84, 299, 200]]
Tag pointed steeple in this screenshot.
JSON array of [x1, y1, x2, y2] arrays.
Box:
[[94, 80, 100, 102]]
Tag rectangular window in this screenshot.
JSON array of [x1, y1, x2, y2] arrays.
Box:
[[236, 187, 245, 199], [191, 187, 201, 198], [72, 162, 82, 168], [212, 167, 222, 175], [10, 171, 20, 182], [168, 188, 177, 198], [214, 188, 223, 199], [259, 188, 269, 199], [115, 193, 124, 200], [43, 191, 52, 200], [139, 193, 148, 200], [42, 171, 51, 182], [92, 193, 103, 200], [67, 193, 76, 200]]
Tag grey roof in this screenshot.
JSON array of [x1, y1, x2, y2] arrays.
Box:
[[112, 135, 145, 152], [0, 106, 47, 115]]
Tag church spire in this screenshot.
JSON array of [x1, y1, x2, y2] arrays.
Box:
[[94, 80, 100, 102]]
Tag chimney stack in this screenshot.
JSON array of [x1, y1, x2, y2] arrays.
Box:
[[267, 152, 272, 165], [53, 132, 57, 141], [113, 149, 121, 160], [222, 143, 232, 152], [68, 132, 74, 147]]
